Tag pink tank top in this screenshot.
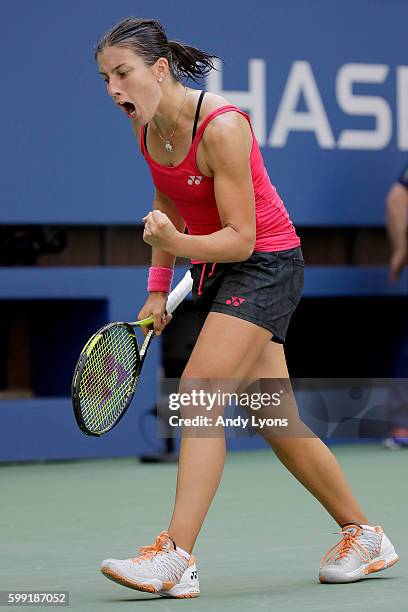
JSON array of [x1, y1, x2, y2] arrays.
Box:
[[140, 103, 300, 263]]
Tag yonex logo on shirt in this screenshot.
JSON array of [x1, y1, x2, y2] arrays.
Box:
[[187, 175, 203, 186]]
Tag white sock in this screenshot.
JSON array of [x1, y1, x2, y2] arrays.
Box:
[[176, 545, 191, 561]]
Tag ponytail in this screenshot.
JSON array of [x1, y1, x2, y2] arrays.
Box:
[[168, 40, 220, 82]]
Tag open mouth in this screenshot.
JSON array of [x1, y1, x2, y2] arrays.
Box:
[[119, 101, 137, 119]]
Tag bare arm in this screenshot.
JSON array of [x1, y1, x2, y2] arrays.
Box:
[[386, 183, 408, 282], [131, 122, 185, 335], [173, 113, 256, 262], [151, 188, 186, 268], [137, 189, 186, 337]]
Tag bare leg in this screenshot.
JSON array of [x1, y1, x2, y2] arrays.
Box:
[[244, 342, 368, 526], [167, 313, 271, 552], [168, 436, 226, 553], [271, 436, 368, 525]]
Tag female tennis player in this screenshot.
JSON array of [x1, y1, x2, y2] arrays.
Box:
[[96, 18, 398, 598]]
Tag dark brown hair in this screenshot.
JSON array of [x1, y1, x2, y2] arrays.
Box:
[[95, 17, 221, 82]]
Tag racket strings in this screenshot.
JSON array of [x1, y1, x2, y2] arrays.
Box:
[[78, 326, 138, 433]]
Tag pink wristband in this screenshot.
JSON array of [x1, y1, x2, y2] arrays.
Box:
[[147, 266, 174, 293]]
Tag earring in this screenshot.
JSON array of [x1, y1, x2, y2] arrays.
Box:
[[158, 77, 163, 83]]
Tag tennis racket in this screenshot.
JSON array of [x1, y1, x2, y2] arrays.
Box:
[[72, 270, 193, 436]]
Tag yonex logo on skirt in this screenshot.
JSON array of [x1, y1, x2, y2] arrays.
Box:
[[226, 296, 246, 307]]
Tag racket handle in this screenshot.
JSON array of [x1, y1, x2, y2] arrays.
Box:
[[136, 270, 193, 327], [166, 270, 193, 314]]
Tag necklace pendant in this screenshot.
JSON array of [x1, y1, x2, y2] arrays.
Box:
[[165, 141, 173, 153]]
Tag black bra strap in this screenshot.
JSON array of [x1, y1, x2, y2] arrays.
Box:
[[192, 91, 206, 141], [144, 123, 148, 151], [144, 90, 205, 152]]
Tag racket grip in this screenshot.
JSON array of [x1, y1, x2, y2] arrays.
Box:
[[136, 270, 193, 327], [166, 270, 193, 314]]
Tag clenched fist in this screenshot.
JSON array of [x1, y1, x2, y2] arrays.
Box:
[[143, 210, 179, 253]]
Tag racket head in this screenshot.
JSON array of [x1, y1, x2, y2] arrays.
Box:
[[72, 322, 142, 436]]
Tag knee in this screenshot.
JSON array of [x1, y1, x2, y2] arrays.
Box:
[[178, 375, 227, 419], [179, 375, 213, 398], [178, 376, 212, 419]]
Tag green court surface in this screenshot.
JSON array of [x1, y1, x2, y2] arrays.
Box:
[[1, 445, 406, 611]]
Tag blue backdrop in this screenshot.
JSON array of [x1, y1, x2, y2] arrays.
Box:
[[1, 0, 407, 225]]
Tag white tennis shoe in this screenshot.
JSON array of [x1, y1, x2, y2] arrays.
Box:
[[319, 524, 399, 583], [100, 531, 200, 598]]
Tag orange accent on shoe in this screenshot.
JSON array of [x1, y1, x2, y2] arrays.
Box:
[[132, 530, 175, 563], [364, 560, 386, 575], [161, 581, 176, 591], [362, 555, 399, 575], [320, 526, 372, 567], [101, 566, 168, 593]]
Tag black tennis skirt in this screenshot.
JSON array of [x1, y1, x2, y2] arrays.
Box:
[[190, 247, 304, 344]]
